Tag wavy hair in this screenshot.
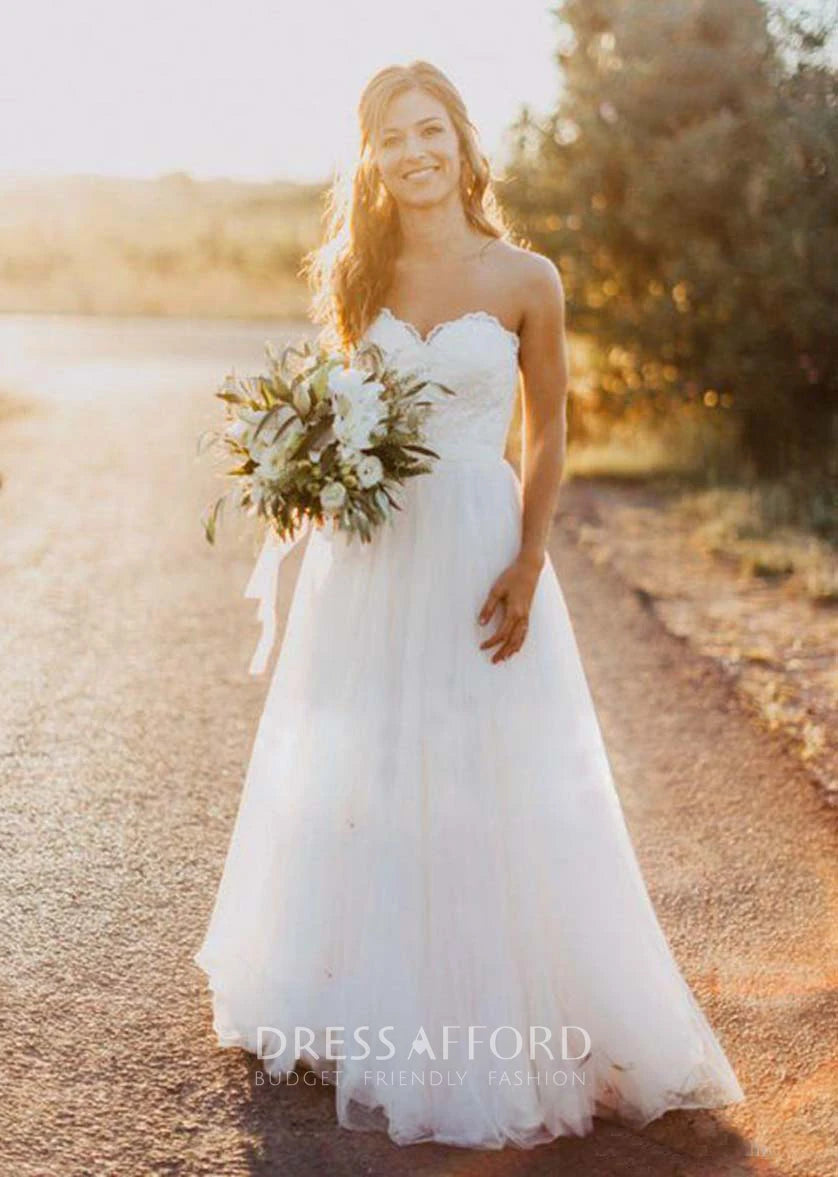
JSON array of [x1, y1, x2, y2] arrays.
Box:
[[299, 60, 513, 353]]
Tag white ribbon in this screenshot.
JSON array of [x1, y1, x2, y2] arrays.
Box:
[[243, 520, 312, 675]]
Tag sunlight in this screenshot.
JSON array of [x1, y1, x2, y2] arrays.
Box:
[[0, 0, 559, 182]]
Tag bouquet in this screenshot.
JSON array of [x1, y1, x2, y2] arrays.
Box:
[[198, 334, 455, 547]]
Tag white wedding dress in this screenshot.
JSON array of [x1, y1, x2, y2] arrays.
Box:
[[193, 306, 744, 1149]]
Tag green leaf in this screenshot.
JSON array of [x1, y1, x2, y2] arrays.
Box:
[[281, 343, 310, 368], [202, 495, 226, 545], [401, 443, 440, 458], [381, 485, 402, 510]]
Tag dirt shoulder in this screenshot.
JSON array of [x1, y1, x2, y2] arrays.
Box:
[[558, 477, 838, 806]]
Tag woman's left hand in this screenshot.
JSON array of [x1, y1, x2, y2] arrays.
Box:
[[477, 552, 544, 663]]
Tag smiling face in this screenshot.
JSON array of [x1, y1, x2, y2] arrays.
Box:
[[372, 87, 462, 209]]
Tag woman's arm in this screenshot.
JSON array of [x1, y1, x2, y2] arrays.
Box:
[[478, 255, 569, 663], [518, 254, 569, 568]]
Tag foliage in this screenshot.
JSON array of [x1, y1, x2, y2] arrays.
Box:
[[200, 336, 454, 547], [500, 0, 838, 489]]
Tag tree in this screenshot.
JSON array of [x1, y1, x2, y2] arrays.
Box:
[[501, 0, 838, 486]]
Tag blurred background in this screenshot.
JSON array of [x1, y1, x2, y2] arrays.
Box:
[[1, 0, 836, 794]]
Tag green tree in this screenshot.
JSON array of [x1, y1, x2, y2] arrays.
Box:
[[501, 0, 838, 487]]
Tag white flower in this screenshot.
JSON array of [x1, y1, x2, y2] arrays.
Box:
[[257, 449, 286, 480], [328, 366, 385, 413], [356, 454, 384, 488], [337, 443, 361, 467], [327, 363, 364, 397], [327, 366, 386, 451], [334, 409, 377, 450], [320, 481, 347, 513]]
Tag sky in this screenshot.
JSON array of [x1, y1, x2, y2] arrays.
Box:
[[0, 0, 562, 184]]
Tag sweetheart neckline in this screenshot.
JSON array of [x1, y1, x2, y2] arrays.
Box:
[[377, 306, 520, 354]]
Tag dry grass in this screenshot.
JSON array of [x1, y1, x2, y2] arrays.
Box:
[[567, 478, 838, 798], [0, 174, 322, 319], [670, 487, 838, 604]]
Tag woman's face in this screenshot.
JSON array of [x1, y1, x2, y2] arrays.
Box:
[[372, 88, 462, 208]]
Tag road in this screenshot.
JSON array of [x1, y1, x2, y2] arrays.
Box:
[[1, 315, 835, 1177]]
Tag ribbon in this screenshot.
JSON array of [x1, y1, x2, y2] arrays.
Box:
[[243, 520, 312, 675]]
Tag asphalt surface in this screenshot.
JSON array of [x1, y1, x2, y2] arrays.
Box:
[[1, 323, 836, 1177]]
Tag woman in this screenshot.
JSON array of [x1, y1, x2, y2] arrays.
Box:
[[194, 60, 745, 1150]]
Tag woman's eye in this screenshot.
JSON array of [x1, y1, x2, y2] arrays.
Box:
[[383, 126, 441, 147]]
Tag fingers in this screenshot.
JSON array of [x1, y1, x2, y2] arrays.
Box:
[[490, 615, 530, 663], [480, 612, 530, 662], [478, 575, 531, 663], [479, 608, 512, 649], [478, 585, 502, 627], [480, 629, 504, 651]]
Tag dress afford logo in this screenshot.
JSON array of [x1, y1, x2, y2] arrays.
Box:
[[255, 1023, 592, 1064]]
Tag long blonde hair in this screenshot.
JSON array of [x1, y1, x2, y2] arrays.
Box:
[[300, 60, 513, 353]]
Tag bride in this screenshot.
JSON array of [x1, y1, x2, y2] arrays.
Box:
[[193, 60, 745, 1149]]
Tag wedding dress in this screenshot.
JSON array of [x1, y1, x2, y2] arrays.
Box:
[[193, 306, 745, 1149]]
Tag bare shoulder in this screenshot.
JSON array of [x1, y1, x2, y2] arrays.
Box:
[[513, 246, 564, 321], [489, 241, 564, 334]]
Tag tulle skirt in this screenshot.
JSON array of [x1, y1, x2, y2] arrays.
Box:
[[193, 451, 744, 1149]]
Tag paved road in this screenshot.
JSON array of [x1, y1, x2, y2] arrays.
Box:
[[1, 318, 835, 1177]]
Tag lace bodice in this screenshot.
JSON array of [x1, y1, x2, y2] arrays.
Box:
[[361, 307, 520, 462]]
